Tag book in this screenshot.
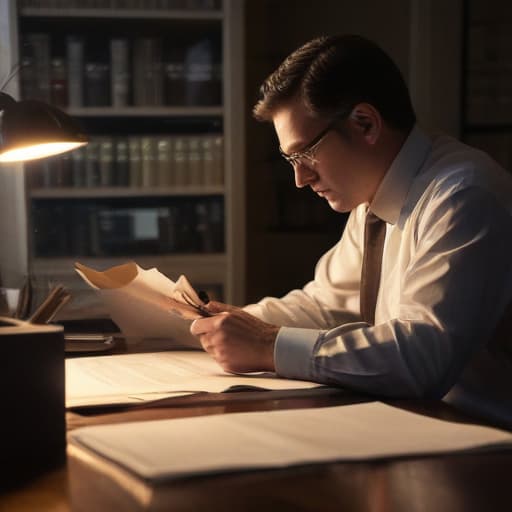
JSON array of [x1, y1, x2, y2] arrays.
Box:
[[133, 38, 163, 106], [156, 136, 173, 186], [67, 36, 84, 107], [114, 137, 130, 186], [71, 146, 87, 187], [84, 62, 110, 107], [20, 33, 50, 102], [140, 136, 157, 187], [98, 137, 115, 187], [172, 136, 189, 186], [128, 136, 142, 186], [85, 140, 101, 187], [187, 136, 203, 186], [110, 38, 130, 107]]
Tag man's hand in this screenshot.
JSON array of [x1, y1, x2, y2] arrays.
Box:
[[190, 301, 279, 373]]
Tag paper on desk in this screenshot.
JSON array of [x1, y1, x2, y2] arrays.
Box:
[[68, 401, 512, 482], [74, 261, 202, 348], [65, 351, 322, 408]]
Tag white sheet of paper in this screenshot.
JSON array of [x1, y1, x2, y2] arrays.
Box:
[[75, 262, 201, 348], [65, 351, 322, 408], [69, 401, 512, 482]]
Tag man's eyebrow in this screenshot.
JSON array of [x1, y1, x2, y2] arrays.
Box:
[[280, 139, 307, 155]]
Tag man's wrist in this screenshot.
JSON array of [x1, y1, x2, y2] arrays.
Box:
[[263, 324, 280, 371]]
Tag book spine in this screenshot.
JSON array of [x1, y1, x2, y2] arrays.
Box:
[[67, 36, 84, 108], [110, 38, 130, 107], [156, 137, 173, 186], [84, 62, 110, 107], [212, 135, 224, 185], [133, 38, 162, 106], [140, 136, 158, 187], [128, 136, 142, 186], [71, 146, 87, 187], [21, 33, 51, 101], [187, 136, 203, 186], [201, 136, 215, 186], [115, 138, 130, 186], [98, 137, 115, 187], [172, 136, 189, 186], [85, 140, 101, 187]]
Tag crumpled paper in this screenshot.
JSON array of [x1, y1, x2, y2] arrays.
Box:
[[75, 261, 203, 349]]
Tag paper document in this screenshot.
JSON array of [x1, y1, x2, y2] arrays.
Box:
[[75, 261, 207, 348], [65, 350, 322, 408], [68, 402, 512, 482]]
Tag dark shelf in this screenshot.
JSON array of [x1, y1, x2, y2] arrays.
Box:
[[463, 123, 512, 133]]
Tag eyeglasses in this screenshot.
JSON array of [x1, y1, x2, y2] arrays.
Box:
[[279, 120, 337, 168]]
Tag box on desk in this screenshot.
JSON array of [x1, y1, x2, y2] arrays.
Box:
[[0, 318, 65, 489]]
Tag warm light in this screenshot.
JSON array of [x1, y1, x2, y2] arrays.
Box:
[[0, 142, 87, 162], [0, 92, 88, 163]]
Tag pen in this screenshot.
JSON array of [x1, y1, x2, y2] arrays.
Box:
[[29, 285, 72, 324], [181, 290, 212, 317]]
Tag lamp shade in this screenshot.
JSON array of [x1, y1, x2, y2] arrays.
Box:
[[0, 92, 88, 162]]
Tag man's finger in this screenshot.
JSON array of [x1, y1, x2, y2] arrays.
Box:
[[205, 300, 236, 314], [190, 318, 208, 336]]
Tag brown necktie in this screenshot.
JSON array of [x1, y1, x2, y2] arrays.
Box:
[[360, 211, 386, 325]]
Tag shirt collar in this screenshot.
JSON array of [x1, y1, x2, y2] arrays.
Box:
[[370, 124, 432, 225]]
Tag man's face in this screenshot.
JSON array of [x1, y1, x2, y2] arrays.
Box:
[[273, 99, 381, 213]]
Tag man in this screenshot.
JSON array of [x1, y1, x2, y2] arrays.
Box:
[[190, 35, 512, 422]]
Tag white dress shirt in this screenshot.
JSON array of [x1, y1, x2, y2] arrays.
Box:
[[245, 125, 512, 424]]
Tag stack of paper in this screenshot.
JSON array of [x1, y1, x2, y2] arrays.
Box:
[[68, 402, 512, 508], [66, 351, 323, 408]]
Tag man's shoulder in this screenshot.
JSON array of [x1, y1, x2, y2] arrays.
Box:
[[401, 134, 512, 224], [420, 134, 512, 199], [428, 134, 502, 174]]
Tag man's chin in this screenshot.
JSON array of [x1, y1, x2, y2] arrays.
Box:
[[327, 198, 351, 213]]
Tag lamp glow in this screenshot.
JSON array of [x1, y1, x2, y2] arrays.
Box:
[[0, 92, 88, 163], [0, 142, 87, 162]]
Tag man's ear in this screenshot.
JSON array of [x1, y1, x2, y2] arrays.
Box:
[[349, 103, 381, 144]]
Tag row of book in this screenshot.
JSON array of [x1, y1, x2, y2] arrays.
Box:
[[32, 198, 225, 258], [27, 134, 224, 189], [467, 23, 512, 124], [20, 34, 221, 108], [21, 0, 221, 10]]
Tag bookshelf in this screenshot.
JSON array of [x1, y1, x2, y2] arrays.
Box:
[[461, 0, 512, 171], [0, 0, 245, 318]]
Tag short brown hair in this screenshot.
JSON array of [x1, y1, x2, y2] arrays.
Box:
[[253, 34, 416, 132]]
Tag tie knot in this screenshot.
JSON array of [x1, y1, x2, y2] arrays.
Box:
[[366, 211, 382, 224]]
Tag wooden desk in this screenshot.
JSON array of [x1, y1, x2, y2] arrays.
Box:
[[1, 389, 511, 512]]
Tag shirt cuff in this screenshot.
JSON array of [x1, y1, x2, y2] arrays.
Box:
[[274, 327, 323, 381]]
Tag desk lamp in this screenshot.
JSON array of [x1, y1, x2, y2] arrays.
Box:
[[0, 91, 88, 489]]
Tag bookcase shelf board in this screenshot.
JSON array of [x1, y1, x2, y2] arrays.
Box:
[[67, 107, 224, 117], [29, 186, 225, 199], [20, 8, 224, 21]]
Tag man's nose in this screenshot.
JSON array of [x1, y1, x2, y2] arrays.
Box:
[[293, 161, 317, 188]]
